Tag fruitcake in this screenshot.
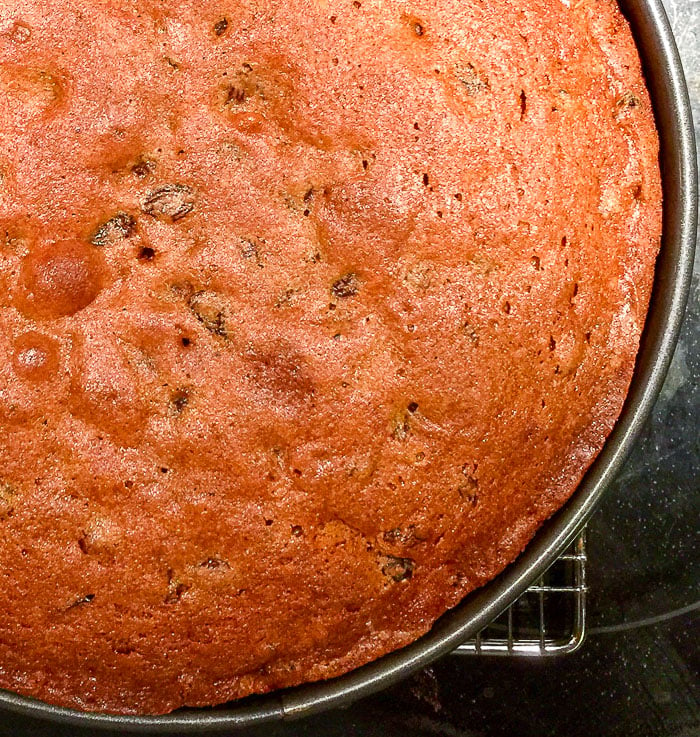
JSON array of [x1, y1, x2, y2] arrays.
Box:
[[0, 0, 661, 715]]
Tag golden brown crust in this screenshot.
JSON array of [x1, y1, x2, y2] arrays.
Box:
[[0, 0, 660, 715]]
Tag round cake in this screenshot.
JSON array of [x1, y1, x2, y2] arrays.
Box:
[[0, 0, 661, 715]]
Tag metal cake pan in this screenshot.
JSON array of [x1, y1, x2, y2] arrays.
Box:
[[0, 0, 696, 730]]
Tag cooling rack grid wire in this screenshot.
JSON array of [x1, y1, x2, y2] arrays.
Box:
[[456, 529, 587, 656]]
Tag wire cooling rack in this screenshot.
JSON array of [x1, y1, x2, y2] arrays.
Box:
[[455, 528, 587, 656]]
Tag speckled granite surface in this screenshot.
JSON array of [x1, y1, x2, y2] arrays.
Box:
[[1, 0, 697, 735]]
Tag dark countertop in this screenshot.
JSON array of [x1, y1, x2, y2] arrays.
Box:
[[1, 1, 697, 735]]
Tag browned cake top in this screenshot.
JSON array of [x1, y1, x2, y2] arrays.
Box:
[[0, 0, 660, 715]]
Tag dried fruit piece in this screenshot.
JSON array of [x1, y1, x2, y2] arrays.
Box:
[[275, 287, 299, 308], [0, 481, 16, 521], [331, 273, 360, 299], [199, 558, 230, 569], [187, 291, 228, 337], [141, 184, 195, 222], [381, 555, 415, 582], [90, 213, 136, 247], [131, 159, 156, 178], [214, 18, 229, 36], [458, 479, 479, 505], [456, 62, 489, 96], [226, 85, 247, 104], [458, 462, 480, 505], [68, 593, 95, 609], [171, 388, 189, 414], [618, 91, 640, 109], [241, 238, 259, 260], [391, 409, 412, 441], [164, 570, 190, 604], [381, 525, 423, 548]]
